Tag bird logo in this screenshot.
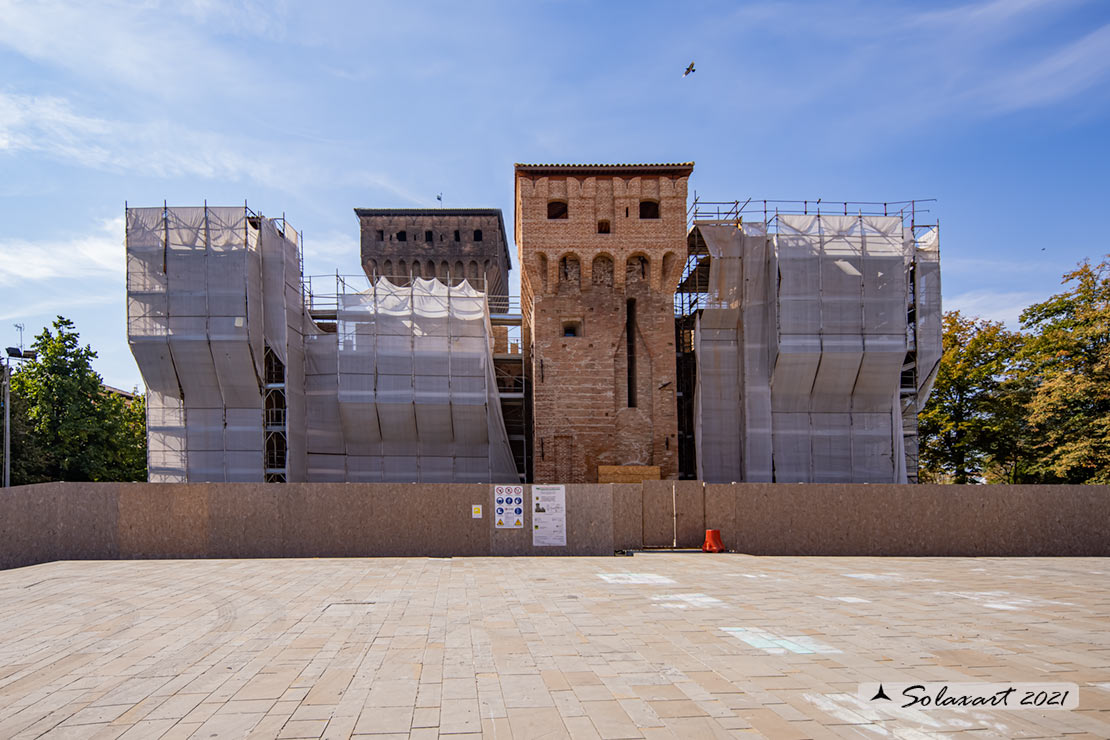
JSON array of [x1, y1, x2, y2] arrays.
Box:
[[683, 61, 696, 78]]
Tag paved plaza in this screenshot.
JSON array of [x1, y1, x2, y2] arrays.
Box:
[[0, 554, 1108, 739]]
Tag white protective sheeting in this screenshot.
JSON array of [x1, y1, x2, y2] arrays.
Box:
[[319, 277, 517, 483], [694, 214, 939, 484], [128, 205, 304, 482], [130, 206, 518, 484], [914, 227, 942, 402]]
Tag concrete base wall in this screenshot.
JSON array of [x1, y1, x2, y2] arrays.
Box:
[[1, 482, 1107, 569]]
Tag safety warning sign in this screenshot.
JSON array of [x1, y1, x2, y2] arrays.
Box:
[[492, 485, 524, 529]]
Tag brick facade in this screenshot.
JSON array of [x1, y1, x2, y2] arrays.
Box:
[[355, 209, 511, 304], [515, 163, 693, 483]]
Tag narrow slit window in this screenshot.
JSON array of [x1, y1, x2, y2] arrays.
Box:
[[626, 299, 637, 407]]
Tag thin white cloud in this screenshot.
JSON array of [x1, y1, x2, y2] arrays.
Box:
[[0, 91, 420, 204], [0, 216, 123, 285], [0, 0, 275, 100], [0, 91, 263, 180], [945, 289, 1046, 328], [977, 23, 1110, 112], [0, 292, 118, 322]]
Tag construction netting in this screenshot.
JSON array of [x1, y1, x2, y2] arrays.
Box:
[[126, 205, 302, 482], [694, 215, 940, 484], [305, 277, 518, 483]]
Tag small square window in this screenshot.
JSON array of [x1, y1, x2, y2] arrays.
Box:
[[375, 229, 384, 241], [562, 320, 582, 337], [397, 230, 407, 242], [425, 230, 433, 243], [597, 220, 610, 234], [639, 200, 660, 219], [474, 229, 483, 242]]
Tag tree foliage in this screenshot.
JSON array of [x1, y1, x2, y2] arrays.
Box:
[[919, 257, 1110, 484], [1017, 259, 1110, 483], [918, 312, 1022, 483], [2, 317, 146, 484]]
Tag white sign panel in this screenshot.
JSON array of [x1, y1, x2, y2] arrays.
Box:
[[471, 505, 483, 519], [493, 485, 524, 529], [532, 484, 566, 547]]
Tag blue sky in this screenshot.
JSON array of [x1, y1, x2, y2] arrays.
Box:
[[2, 0, 1108, 389]]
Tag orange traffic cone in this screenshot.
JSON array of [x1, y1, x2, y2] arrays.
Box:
[[702, 529, 724, 553]]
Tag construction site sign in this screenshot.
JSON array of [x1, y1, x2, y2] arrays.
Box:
[[493, 485, 524, 529], [532, 485, 566, 547]]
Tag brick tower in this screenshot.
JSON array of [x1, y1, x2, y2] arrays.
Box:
[[515, 162, 693, 483]]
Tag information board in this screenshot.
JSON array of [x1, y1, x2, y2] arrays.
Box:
[[531, 484, 566, 546]]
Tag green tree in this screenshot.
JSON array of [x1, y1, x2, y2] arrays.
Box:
[[1, 374, 51, 485], [6, 317, 146, 483], [1017, 258, 1110, 483], [918, 311, 1022, 483]]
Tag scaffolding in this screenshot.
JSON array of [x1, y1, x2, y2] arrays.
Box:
[[127, 205, 305, 482], [677, 199, 941, 483], [302, 274, 518, 483]]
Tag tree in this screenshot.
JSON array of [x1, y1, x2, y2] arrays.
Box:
[[918, 311, 1022, 483], [6, 317, 146, 483], [1, 375, 51, 485], [1017, 258, 1110, 484]]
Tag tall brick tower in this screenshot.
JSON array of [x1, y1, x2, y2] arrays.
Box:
[[515, 162, 693, 483]]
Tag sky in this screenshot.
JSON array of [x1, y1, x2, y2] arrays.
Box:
[[1, 0, 1108, 390]]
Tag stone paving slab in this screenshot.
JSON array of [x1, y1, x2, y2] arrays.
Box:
[[0, 555, 1108, 739]]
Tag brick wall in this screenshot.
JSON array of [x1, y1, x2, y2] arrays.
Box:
[[515, 166, 691, 482], [356, 210, 510, 300]]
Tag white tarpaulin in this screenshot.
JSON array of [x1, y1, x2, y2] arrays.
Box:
[[693, 214, 940, 484]]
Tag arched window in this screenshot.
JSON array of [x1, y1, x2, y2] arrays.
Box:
[[383, 259, 393, 276], [426, 260, 436, 277], [369, 259, 378, 277], [592, 255, 613, 287], [468, 260, 479, 282], [453, 260, 465, 285], [639, 200, 660, 219], [559, 254, 580, 289], [662, 252, 677, 283], [547, 200, 568, 219], [439, 261, 450, 281], [626, 254, 649, 282]]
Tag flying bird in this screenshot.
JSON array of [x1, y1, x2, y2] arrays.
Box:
[[683, 62, 695, 78]]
